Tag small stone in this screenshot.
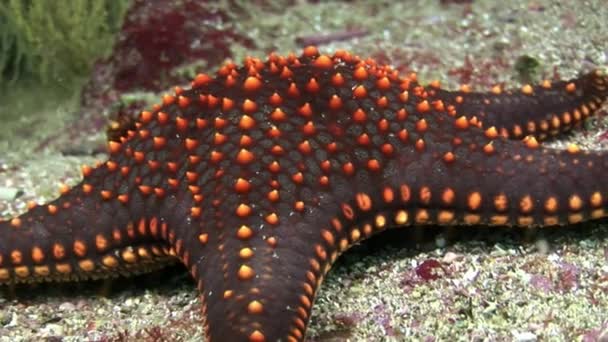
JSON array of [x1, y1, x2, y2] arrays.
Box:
[[512, 331, 537, 342], [0, 312, 10, 326], [59, 302, 76, 312], [5, 312, 19, 328], [442, 251, 460, 263], [534, 238, 550, 254], [435, 234, 447, 248], [41, 323, 64, 337], [0, 187, 19, 200], [463, 268, 479, 282]]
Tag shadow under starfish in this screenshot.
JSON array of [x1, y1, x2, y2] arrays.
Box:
[[1, 46, 607, 341]]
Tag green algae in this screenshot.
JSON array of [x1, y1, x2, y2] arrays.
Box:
[[514, 55, 542, 83], [0, 0, 129, 86]]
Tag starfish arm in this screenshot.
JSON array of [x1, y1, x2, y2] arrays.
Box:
[[0, 102, 196, 284], [376, 132, 608, 227], [0, 179, 175, 284], [176, 198, 342, 342], [435, 69, 608, 140]]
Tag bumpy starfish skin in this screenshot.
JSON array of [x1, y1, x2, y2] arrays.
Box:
[[1, 47, 608, 341]]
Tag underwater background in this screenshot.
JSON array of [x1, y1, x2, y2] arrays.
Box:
[[1, 0, 607, 340]]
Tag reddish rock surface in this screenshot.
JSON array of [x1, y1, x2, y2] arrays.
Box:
[[80, 0, 256, 126]]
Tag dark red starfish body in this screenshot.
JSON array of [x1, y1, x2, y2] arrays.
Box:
[[1, 47, 607, 341]]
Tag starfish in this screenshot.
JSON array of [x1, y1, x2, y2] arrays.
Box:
[[1, 46, 607, 341]]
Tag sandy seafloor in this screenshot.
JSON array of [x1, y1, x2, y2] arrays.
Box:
[[1, 0, 608, 341]]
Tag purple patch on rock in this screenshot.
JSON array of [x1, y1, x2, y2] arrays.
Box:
[[332, 312, 365, 327], [558, 262, 580, 292], [81, 0, 255, 119], [529, 274, 554, 294], [416, 259, 445, 281], [581, 321, 608, 342], [373, 304, 396, 337]]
